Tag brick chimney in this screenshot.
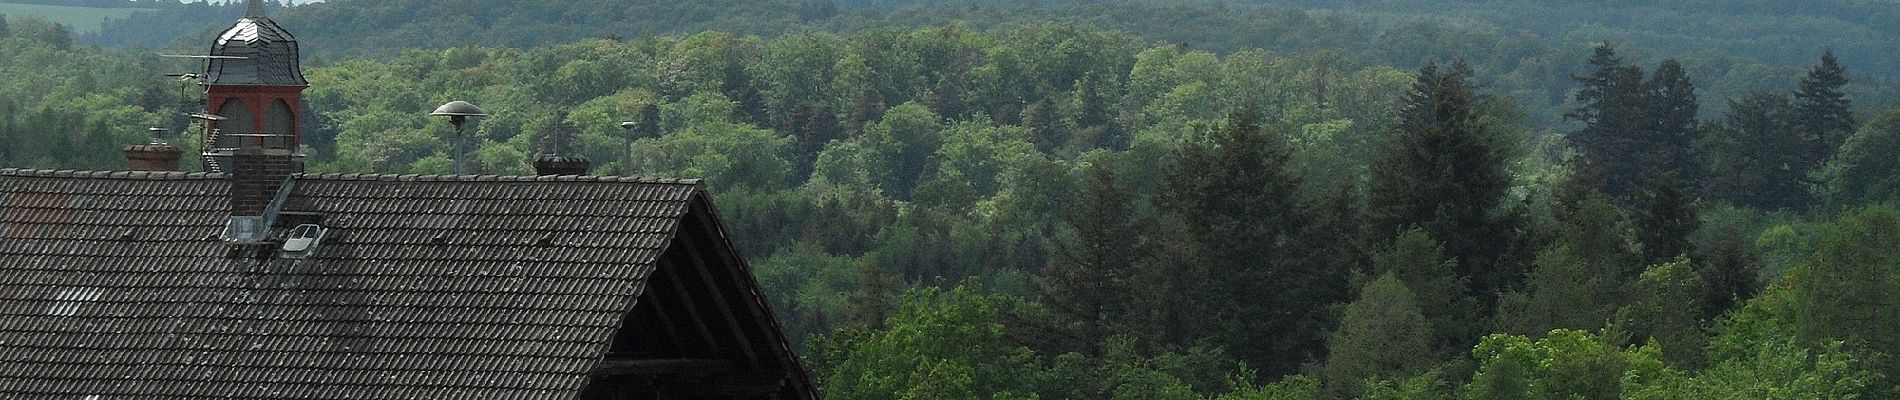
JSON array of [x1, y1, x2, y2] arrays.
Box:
[[533, 154, 592, 176], [228, 146, 298, 216], [123, 144, 184, 172]]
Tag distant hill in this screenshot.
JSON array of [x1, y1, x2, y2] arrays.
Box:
[[64, 0, 1900, 127], [80, 0, 1900, 76], [0, 1, 152, 33]]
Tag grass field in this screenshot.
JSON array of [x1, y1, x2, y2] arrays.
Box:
[[0, 2, 151, 34]]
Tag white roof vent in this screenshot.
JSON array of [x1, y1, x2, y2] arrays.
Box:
[[280, 224, 327, 259]]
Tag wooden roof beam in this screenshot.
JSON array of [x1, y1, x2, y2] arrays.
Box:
[[669, 236, 763, 367]]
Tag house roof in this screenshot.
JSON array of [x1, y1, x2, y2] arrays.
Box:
[[0, 168, 810, 399]]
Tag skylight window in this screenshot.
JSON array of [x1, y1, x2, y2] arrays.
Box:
[[281, 224, 327, 259]]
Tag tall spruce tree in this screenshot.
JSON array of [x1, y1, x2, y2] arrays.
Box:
[[1635, 173, 1698, 265], [1160, 110, 1318, 376], [1037, 159, 1149, 354], [1368, 61, 1524, 310], [1793, 51, 1855, 178], [1706, 92, 1808, 209], [1565, 45, 1652, 200], [1644, 60, 1701, 187]]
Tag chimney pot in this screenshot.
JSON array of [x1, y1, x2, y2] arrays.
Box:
[[533, 154, 591, 176], [123, 144, 184, 172]]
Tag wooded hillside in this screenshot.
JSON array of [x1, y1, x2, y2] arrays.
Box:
[[4, 1, 1900, 397]]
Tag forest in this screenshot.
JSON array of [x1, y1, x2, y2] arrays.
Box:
[[5, 0, 1900, 398]]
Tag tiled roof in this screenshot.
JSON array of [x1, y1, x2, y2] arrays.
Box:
[[0, 168, 721, 399]]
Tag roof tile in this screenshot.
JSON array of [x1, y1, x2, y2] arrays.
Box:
[[0, 170, 702, 399]]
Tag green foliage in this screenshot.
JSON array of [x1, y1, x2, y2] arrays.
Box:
[[1498, 193, 1637, 337], [1370, 229, 1475, 357], [934, 118, 1035, 201], [1616, 258, 1707, 367], [1792, 51, 1856, 175], [810, 286, 1044, 399], [1157, 111, 1340, 376], [0, 15, 168, 170], [1704, 91, 1810, 210], [1818, 104, 1900, 207], [813, 285, 1284, 399], [753, 242, 862, 347], [856, 102, 943, 200], [1465, 329, 1671, 400], [1215, 374, 1322, 400], [1324, 273, 1433, 399], [1672, 287, 1882, 400], [626, 114, 792, 191], [8, 4, 1900, 396], [1367, 61, 1525, 310], [1036, 159, 1147, 352], [1784, 205, 1900, 389]]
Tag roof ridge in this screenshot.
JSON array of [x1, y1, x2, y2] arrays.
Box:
[[0, 168, 224, 180], [293, 172, 704, 186]]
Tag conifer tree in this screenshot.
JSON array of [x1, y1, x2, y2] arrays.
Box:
[[1793, 51, 1854, 172], [1635, 173, 1698, 265], [1368, 60, 1524, 309], [1705, 92, 1807, 209], [1161, 110, 1318, 376], [1643, 59, 1701, 186], [844, 260, 896, 329], [1037, 159, 1149, 353], [1566, 45, 1650, 199]]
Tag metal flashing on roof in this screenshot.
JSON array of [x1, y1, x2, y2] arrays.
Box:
[[220, 215, 266, 242]]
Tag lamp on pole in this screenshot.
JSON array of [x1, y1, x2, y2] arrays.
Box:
[[430, 100, 488, 174], [619, 121, 639, 175]]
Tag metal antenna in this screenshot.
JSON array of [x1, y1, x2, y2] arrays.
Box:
[[541, 111, 577, 156]]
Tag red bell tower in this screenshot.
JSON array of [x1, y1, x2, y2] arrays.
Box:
[[201, 0, 308, 172]]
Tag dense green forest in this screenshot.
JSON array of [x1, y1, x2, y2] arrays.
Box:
[[7, 0, 1900, 398], [63, 0, 1900, 127]]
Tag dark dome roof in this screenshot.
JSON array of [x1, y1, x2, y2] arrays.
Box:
[[205, 15, 307, 86]]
